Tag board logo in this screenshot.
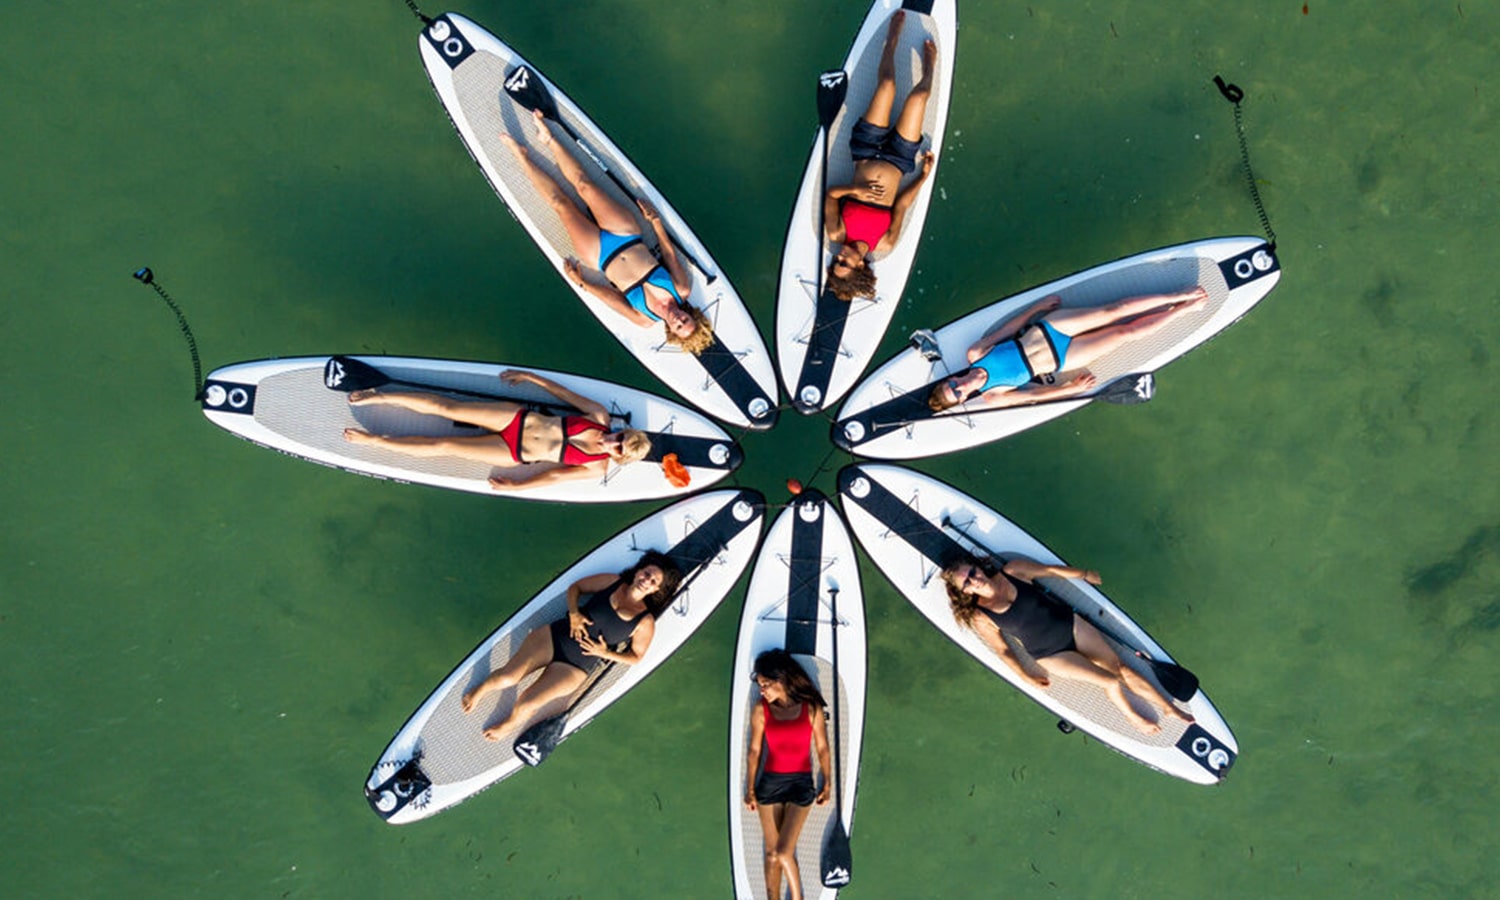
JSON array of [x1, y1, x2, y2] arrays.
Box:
[[823, 865, 850, 887], [514, 741, 541, 766], [504, 66, 531, 97], [819, 71, 848, 92], [324, 358, 346, 389]]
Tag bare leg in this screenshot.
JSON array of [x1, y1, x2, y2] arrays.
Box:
[[461, 627, 554, 712], [860, 10, 907, 128], [482, 661, 588, 741], [771, 802, 813, 900], [348, 389, 523, 431], [1043, 287, 1208, 337], [502, 128, 606, 265], [1036, 649, 1160, 734], [1073, 620, 1195, 724], [757, 803, 786, 900], [892, 39, 937, 143], [522, 109, 640, 235], [1050, 289, 1209, 372], [342, 431, 519, 468]]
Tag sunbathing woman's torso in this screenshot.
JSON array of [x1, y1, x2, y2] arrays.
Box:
[[517, 413, 609, 466]]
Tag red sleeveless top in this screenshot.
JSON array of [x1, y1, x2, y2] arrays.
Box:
[[839, 197, 893, 249], [761, 699, 813, 774]]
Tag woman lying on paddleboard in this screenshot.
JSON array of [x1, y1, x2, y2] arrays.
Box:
[[461, 551, 683, 740], [941, 555, 1193, 734], [823, 10, 937, 302], [927, 287, 1209, 412], [503, 109, 714, 355], [342, 369, 651, 491], [743, 649, 832, 900]]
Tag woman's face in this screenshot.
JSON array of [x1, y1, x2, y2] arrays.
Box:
[[937, 368, 986, 406], [754, 674, 789, 705], [946, 562, 992, 596], [602, 432, 626, 461], [633, 564, 664, 594], [829, 243, 867, 278], [664, 304, 698, 338]]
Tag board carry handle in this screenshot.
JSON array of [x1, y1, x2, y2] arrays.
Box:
[[501, 65, 715, 282], [323, 356, 630, 424], [938, 516, 1200, 703]]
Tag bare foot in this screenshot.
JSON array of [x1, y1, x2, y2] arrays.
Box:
[[528, 108, 552, 149], [922, 38, 937, 79], [343, 428, 376, 444], [885, 9, 906, 45], [499, 130, 524, 159], [1174, 286, 1209, 311], [348, 389, 382, 405], [1127, 708, 1162, 735], [460, 687, 483, 714], [1162, 701, 1196, 724], [481, 723, 509, 742]]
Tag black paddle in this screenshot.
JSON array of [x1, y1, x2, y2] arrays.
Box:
[[868, 372, 1154, 434], [323, 356, 629, 424], [813, 69, 850, 304], [820, 578, 852, 888], [939, 516, 1200, 702], [501, 64, 712, 281], [512, 545, 725, 767]]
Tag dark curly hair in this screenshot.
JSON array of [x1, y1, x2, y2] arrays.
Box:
[[752, 649, 827, 709], [825, 257, 877, 302], [620, 550, 683, 616]]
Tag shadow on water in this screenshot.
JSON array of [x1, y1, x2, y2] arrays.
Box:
[[1405, 525, 1500, 645]]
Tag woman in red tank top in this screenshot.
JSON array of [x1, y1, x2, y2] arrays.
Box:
[[821, 10, 939, 302], [743, 649, 832, 900], [341, 368, 652, 492]]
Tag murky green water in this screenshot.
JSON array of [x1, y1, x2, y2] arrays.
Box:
[[4, 1, 1497, 897]]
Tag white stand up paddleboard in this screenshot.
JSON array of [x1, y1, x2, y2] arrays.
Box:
[[838, 464, 1236, 785], [201, 356, 741, 504], [419, 12, 779, 429], [776, 0, 957, 415], [730, 491, 866, 898], [834, 237, 1281, 459], [365, 489, 765, 824]]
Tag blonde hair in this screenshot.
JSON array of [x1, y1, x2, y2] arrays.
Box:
[[928, 379, 960, 413], [664, 305, 714, 356], [617, 429, 652, 463]]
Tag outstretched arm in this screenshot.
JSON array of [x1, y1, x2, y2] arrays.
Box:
[[1003, 558, 1102, 586], [880, 150, 936, 253], [637, 199, 692, 299], [743, 704, 765, 811], [810, 705, 834, 805], [499, 368, 609, 422], [967, 293, 1063, 363], [977, 372, 1098, 409], [564, 258, 657, 329]]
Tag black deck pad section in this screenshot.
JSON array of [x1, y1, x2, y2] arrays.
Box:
[[1218, 242, 1280, 292], [794, 289, 853, 411], [661, 489, 763, 578], [642, 432, 742, 470], [838, 468, 967, 569], [422, 14, 476, 71], [902, 0, 937, 13], [697, 335, 777, 429], [1175, 722, 1237, 779], [784, 492, 828, 656], [834, 385, 934, 450]]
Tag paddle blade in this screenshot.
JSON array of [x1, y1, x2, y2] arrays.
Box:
[[502, 64, 559, 120], [817, 70, 849, 128], [513, 714, 567, 767], [821, 820, 852, 888], [324, 356, 390, 393], [1098, 372, 1155, 405], [1145, 656, 1200, 703]]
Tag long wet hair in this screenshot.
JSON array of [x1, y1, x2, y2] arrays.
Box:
[[752, 648, 827, 709], [620, 550, 683, 616], [825, 257, 877, 302], [940, 552, 1003, 630], [663, 304, 714, 356]]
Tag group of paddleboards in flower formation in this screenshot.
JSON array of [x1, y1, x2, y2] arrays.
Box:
[[193, 1, 1278, 896]]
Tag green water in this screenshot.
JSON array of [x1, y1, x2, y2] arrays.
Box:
[[4, 1, 1497, 897]]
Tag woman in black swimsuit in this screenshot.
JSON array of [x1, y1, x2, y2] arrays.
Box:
[[941, 553, 1192, 734], [461, 551, 682, 741]]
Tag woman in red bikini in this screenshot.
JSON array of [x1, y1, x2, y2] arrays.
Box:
[[822, 10, 938, 302], [341, 369, 651, 492], [742, 649, 833, 900]]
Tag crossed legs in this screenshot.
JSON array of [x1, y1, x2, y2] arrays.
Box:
[[1035, 617, 1194, 734]]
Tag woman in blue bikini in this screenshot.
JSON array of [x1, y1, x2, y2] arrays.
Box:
[[502, 109, 714, 356], [926, 286, 1209, 412], [941, 554, 1193, 734]]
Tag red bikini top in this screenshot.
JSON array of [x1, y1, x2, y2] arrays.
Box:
[[560, 417, 609, 466]]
